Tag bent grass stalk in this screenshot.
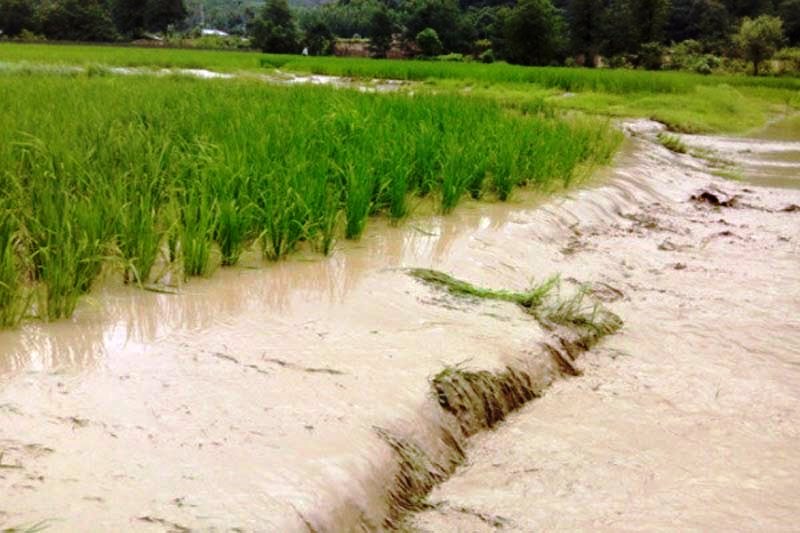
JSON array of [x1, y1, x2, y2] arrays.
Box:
[[408, 268, 622, 338]]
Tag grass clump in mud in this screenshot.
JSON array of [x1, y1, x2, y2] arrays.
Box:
[[657, 132, 689, 154], [408, 268, 622, 340], [408, 268, 558, 309], [431, 364, 539, 436]]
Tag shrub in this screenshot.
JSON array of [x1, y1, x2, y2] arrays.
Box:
[[774, 47, 800, 75], [416, 27, 443, 57], [639, 42, 665, 70]]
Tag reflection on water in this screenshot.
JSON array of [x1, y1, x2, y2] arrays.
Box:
[[0, 197, 524, 376]]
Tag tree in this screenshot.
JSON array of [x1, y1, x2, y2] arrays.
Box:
[[38, 0, 119, 41], [600, 0, 635, 55], [404, 0, 471, 53], [503, 0, 566, 65], [368, 6, 394, 57], [144, 0, 188, 32], [735, 15, 785, 75], [249, 0, 299, 53], [416, 27, 443, 55], [0, 0, 35, 37], [304, 20, 333, 54], [112, 0, 145, 37], [567, 0, 605, 64], [778, 0, 800, 44], [630, 0, 671, 45], [600, 0, 670, 57], [667, 0, 731, 52]]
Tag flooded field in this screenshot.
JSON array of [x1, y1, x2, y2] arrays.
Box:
[[676, 115, 800, 189], [411, 122, 800, 530], [1, 118, 799, 531]]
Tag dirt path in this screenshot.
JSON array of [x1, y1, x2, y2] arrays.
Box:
[[1, 120, 798, 531], [411, 121, 800, 531]]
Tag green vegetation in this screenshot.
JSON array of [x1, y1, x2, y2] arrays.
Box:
[[657, 132, 688, 154], [258, 54, 800, 93], [0, 72, 619, 326], [408, 267, 622, 338], [2, 0, 800, 75], [735, 15, 787, 76], [1, 42, 797, 135], [409, 268, 559, 309]]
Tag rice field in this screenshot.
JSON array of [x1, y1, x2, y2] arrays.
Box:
[[3, 43, 800, 94], [0, 71, 621, 326]]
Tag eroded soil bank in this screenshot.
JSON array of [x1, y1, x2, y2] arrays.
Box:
[[1, 119, 799, 531], [410, 121, 800, 531]]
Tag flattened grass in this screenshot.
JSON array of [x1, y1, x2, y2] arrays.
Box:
[[409, 268, 622, 338]]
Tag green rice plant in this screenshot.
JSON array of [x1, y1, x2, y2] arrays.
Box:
[[0, 72, 623, 325], [255, 178, 308, 261], [536, 286, 623, 341], [116, 181, 166, 284], [178, 187, 218, 278], [15, 140, 111, 320], [215, 197, 252, 266], [488, 137, 519, 201], [440, 142, 481, 212], [340, 158, 374, 240], [409, 268, 621, 342], [0, 207, 29, 327], [408, 268, 559, 309]]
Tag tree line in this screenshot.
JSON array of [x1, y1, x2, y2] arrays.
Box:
[[1, 0, 799, 73], [0, 0, 187, 41]]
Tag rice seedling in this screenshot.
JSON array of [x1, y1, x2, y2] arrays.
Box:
[[0, 72, 619, 324], [178, 186, 218, 278], [0, 206, 29, 327]]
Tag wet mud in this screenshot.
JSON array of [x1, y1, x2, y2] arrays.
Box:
[[2, 118, 799, 531], [409, 121, 800, 531]]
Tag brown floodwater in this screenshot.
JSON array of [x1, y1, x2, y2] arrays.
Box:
[[676, 114, 800, 189], [1, 119, 799, 531]]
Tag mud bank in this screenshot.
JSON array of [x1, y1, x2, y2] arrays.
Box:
[[409, 123, 800, 531], [2, 119, 799, 531]]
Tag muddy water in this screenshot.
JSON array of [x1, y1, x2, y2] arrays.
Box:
[[410, 123, 800, 531], [2, 120, 800, 531], [676, 115, 800, 189]]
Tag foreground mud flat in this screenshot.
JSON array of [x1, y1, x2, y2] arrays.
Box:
[[1, 119, 799, 531]]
